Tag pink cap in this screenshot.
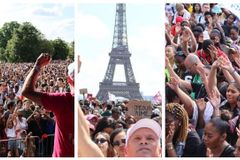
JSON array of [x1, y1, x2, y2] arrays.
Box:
[[176, 16, 184, 23]]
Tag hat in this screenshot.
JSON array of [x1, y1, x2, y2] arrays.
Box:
[[85, 114, 98, 121], [211, 5, 222, 14], [176, 16, 184, 23], [125, 118, 161, 145]]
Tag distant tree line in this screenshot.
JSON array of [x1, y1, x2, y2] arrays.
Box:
[[0, 21, 74, 62]]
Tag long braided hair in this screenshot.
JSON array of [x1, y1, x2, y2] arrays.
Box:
[[166, 103, 189, 143]]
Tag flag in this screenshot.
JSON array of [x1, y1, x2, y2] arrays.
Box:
[[152, 91, 162, 105], [108, 92, 116, 101]]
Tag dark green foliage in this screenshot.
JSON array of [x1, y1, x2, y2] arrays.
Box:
[[0, 21, 73, 62]]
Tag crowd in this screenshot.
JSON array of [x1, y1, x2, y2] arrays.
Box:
[[165, 3, 240, 157], [78, 98, 162, 157], [0, 59, 72, 157]]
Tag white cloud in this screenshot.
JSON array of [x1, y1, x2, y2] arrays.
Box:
[[32, 5, 63, 17], [78, 12, 111, 40], [0, 3, 73, 42]]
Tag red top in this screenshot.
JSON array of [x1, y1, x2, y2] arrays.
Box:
[[197, 48, 228, 64], [41, 92, 74, 157]]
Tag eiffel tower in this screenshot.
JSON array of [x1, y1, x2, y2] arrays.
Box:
[[96, 3, 142, 101]]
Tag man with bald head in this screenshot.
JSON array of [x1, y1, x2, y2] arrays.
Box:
[[184, 54, 204, 75], [166, 53, 210, 100], [183, 54, 210, 99]]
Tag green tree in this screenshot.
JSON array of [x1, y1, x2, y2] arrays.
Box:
[[0, 21, 20, 49], [68, 41, 74, 60], [39, 39, 54, 56], [51, 38, 69, 60], [5, 22, 43, 62]]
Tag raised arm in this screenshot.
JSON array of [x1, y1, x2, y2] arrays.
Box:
[[167, 77, 194, 118], [195, 65, 211, 98], [219, 57, 240, 86], [182, 26, 197, 54], [165, 57, 192, 90], [208, 60, 220, 97], [78, 103, 104, 157], [21, 53, 51, 106]]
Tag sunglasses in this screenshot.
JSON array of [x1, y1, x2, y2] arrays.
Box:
[[95, 138, 107, 144], [113, 139, 126, 146]]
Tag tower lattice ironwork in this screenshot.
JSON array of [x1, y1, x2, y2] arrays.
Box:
[[96, 3, 142, 101]]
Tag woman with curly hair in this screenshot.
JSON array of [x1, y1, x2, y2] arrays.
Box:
[[166, 103, 201, 157]]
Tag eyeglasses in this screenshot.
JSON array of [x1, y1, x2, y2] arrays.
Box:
[[95, 138, 107, 144], [113, 139, 126, 146]]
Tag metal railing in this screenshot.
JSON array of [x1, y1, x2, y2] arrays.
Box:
[[0, 134, 54, 157]]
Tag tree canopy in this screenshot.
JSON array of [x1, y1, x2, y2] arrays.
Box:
[[0, 21, 74, 62]]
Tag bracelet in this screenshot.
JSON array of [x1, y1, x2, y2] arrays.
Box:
[[166, 143, 174, 150], [33, 65, 41, 72]]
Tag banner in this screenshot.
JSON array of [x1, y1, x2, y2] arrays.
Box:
[[80, 88, 88, 94], [126, 100, 152, 120]]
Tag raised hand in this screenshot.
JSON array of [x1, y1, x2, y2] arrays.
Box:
[[208, 90, 221, 109], [165, 57, 171, 68], [195, 98, 206, 113], [196, 65, 206, 76], [167, 77, 179, 91], [166, 121, 175, 144], [35, 53, 51, 69], [181, 28, 191, 43], [207, 44, 218, 60], [218, 56, 234, 72]]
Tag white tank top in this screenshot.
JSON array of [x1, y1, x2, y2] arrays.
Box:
[[6, 127, 16, 138]]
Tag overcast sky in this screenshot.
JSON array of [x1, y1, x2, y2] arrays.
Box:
[[0, 1, 165, 99], [76, 3, 165, 98], [0, 2, 74, 43]]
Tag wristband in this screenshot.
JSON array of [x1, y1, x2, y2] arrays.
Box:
[[166, 143, 174, 150]]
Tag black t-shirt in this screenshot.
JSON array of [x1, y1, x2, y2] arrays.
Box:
[[183, 130, 202, 157], [220, 101, 240, 118], [191, 82, 207, 99], [197, 143, 235, 157]]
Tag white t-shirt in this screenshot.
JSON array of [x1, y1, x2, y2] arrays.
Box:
[[5, 127, 16, 138], [15, 117, 28, 138], [191, 101, 214, 128]]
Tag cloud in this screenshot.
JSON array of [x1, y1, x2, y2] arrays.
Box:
[[47, 18, 74, 42], [77, 12, 111, 40], [32, 6, 61, 17], [0, 3, 73, 42]]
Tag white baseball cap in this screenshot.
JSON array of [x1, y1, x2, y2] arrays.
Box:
[[125, 118, 161, 145]]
